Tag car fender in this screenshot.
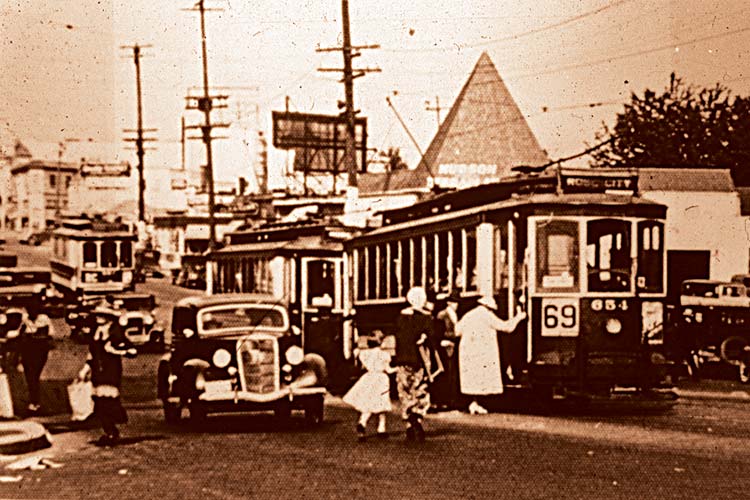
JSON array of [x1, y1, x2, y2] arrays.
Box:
[[289, 353, 328, 390]]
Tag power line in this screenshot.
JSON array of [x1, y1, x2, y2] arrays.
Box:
[[382, 0, 633, 53]]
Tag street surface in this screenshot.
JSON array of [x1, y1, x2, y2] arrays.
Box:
[[3, 237, 750, 499]]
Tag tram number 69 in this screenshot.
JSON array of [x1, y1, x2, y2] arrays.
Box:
[[541, 298, 579, 337]]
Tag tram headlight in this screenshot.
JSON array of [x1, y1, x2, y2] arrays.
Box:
[[285, 345, 304, 365], [605, 318, 622, 335], [212, 348, 231, 368]]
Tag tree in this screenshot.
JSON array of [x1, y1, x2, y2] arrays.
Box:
[[590, 73, 750, 185]]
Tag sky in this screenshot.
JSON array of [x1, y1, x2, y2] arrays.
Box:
[[2, 0, 750, 202]]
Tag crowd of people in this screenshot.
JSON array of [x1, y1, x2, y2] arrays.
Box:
[[344, 286, 527, 442]]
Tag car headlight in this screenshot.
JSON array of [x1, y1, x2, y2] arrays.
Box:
[[212, 348, 231, 368], [285, 345, 304, 365], [606, 318, 622, 334], [0, 314, 6, 325], [122, 270, 133, 283], [144, 315, 154, 326], [68, 312, 79, 320]]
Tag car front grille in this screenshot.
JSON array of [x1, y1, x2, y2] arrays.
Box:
[[240, 338, 277, 394]]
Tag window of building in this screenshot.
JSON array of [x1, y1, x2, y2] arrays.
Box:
[[83, 242, 97, 268], [49, 174, 56, 188]]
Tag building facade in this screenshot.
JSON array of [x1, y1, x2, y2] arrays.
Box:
[[9, 160, 78, 231]]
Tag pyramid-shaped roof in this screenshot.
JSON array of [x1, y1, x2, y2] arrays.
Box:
[[360, 52, 548, 194]]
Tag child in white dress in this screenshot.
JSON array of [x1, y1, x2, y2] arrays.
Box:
[[343, 330, 394, 440]]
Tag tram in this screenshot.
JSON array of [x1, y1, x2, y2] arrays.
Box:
[[207, 220, 359, 393], [344, 168, 673, 401], [50, 218, 137, 301]]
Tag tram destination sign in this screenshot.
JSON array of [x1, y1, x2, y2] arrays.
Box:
[[560, 171, 638, 194], [272, 111, 368, 173]]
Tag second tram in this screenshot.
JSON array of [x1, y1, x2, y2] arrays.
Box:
[[345, 168, 673, 400], [50, 218, 137, 301]]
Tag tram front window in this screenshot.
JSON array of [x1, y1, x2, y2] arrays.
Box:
[[586, 219, 631, 292], [101, 241, 118, 268], [536, 220, 579, 292], [637, 220, 664, 293], [83, 242, 97, 268]]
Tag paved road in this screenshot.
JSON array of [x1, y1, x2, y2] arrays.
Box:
[[4, 237, 750, 498]]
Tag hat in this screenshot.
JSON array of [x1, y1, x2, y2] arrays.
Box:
[[406, 287, 427, 310], [477, 295, 498, 310]]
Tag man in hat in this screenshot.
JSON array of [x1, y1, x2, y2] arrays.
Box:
[[393, 287, 434, 442], [77, 305, 137, 445], [430, 290, 461, 410], [456, 295, 526, 415]]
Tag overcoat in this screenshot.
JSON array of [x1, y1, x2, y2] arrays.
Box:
[[456, 306, 517, 395]]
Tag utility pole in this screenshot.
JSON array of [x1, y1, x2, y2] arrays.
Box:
[[183, 0, 229, 250], [425, 96, 442, 127], [122, 43, 157, 223], [317, 0, 380, 198]]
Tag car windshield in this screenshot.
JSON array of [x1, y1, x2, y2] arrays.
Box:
[[198, 306, 286, 333]]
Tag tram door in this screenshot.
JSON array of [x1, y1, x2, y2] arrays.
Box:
[[300, 257, 347, 391]]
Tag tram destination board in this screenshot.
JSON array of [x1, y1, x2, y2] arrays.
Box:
[[271, 111, 368, 173], [560, 170, 638, 194]]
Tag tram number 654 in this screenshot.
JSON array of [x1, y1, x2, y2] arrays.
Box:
[[541, 298, 579, 337]]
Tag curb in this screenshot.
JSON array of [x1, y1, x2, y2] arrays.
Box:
[[673, 388, 750, 402], [0, 421, 52, 455]]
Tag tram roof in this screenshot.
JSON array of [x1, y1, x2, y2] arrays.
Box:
[[53, 227, 137, 240], [212, 235, 344, 257], [359, 191, 665, 241], [175, 293, 287, 309]]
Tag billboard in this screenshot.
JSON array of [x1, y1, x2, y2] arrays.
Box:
[[80, 161, 131, 177], [272, 111, 367, 173]]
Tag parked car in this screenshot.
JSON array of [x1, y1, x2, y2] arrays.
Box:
[[19, 228, 55, 246], [157, 294, 327, 425]]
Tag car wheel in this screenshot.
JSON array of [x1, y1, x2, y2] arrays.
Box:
[[163, 402, 181, 424], [188, 402, 207, 424], [304, 396, 324, 427]]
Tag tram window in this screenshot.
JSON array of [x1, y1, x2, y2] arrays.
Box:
[[356, 250, 366, 300], [83, 242, 97, 268], [377, 244, 388, 299], [494, 226, 508, 293], [587, 219, 631, 292], [100, 241, 118, 268], [367, 246, 377, 299], [536, 220, 579, 291], [466, 228, 477, 292], [399, 240, 410, 297], [306, 260, 336, 307], [637, 221, 664, 293], [437, 232, 449, 293], [413, 237, 423, 288], [120, 241, 132, 267], [425, 235, 436, 292], [451, 229, 463, 290], [389, 242, 399, 298]]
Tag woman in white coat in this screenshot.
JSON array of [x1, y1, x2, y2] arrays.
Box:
[[456, 295, 526, 415]]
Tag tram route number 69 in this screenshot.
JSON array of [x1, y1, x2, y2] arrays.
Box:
[[541, 298, 579, 337]]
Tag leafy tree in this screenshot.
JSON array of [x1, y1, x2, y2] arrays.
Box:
[[590, 74, 750, 186]]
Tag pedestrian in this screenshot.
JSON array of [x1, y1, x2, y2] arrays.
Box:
[[430, 290, 461, 410], [343, 330, 394, 440], [77, 307, 137, 446], [17, 302, 53, 414], [393, 286, 434, 442], [456, 296, 526, 415]]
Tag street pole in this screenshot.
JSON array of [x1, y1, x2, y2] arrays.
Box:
[[56, 143, 63, 224], [198, 0, 217, 249], [341, 0, 357, 192]]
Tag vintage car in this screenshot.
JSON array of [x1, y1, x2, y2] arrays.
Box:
[[173, 254, 206, 290], [157, 294, 327, 425], [0, 258, 65, 318], [66, 293, 164, 350], [0, 303, 25, 364]]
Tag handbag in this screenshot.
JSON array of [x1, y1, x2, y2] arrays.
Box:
[[67, 380, 94, 421]]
